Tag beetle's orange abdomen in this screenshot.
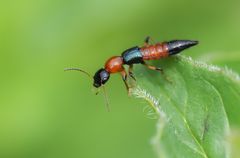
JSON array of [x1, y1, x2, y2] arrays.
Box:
[[140, 43, 169, 60], [105, 56, 124, 73]]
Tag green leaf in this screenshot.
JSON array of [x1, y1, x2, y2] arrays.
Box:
[[130, 55, 240, 158]]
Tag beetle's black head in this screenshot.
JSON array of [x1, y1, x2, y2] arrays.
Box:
[[93, 68, 110, 88]]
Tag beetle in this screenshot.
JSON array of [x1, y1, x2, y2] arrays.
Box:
[[65, 37, 198, 110]]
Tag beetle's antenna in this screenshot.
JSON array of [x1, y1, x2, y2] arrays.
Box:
[[65, 67, 110, 111], [101, 85, 110, 112], [64, 68, 92, 78]]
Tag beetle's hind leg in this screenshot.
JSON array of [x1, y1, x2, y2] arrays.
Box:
[[142, 61, 164, 74], [144, 36, 155, 46], [142, 62, 173, 83], [144, 36, 150, 46], [128, 65, 136, 81]]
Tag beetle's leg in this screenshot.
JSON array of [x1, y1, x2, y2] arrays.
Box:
[[144, 36, 150, 46], [128, 65, 136, 81], [142, 61, 164, 74], [120, 70, 130, 95], [144, 36, 155, 46], [142, 62, 174, 83]]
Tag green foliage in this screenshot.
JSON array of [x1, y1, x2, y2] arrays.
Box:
[[131, 55, 240, 158], [1, 0, 240, 157]]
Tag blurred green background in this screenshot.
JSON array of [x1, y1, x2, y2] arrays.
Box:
[[0, 0, 239, 158]]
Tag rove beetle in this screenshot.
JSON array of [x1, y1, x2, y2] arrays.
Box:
[[65, 37, 198, 110]]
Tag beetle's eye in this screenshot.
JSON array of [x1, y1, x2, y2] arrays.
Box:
[[102, 77, 108, 81]]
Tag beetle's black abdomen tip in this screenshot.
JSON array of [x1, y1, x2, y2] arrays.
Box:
[[167, 40, 198, 55]]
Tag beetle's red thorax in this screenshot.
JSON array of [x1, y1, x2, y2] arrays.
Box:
[[140, 43, 169, 60], [105, 56, 124, 73]]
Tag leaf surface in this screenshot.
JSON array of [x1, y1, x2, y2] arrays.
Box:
[[131, 55, 240, 158]]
